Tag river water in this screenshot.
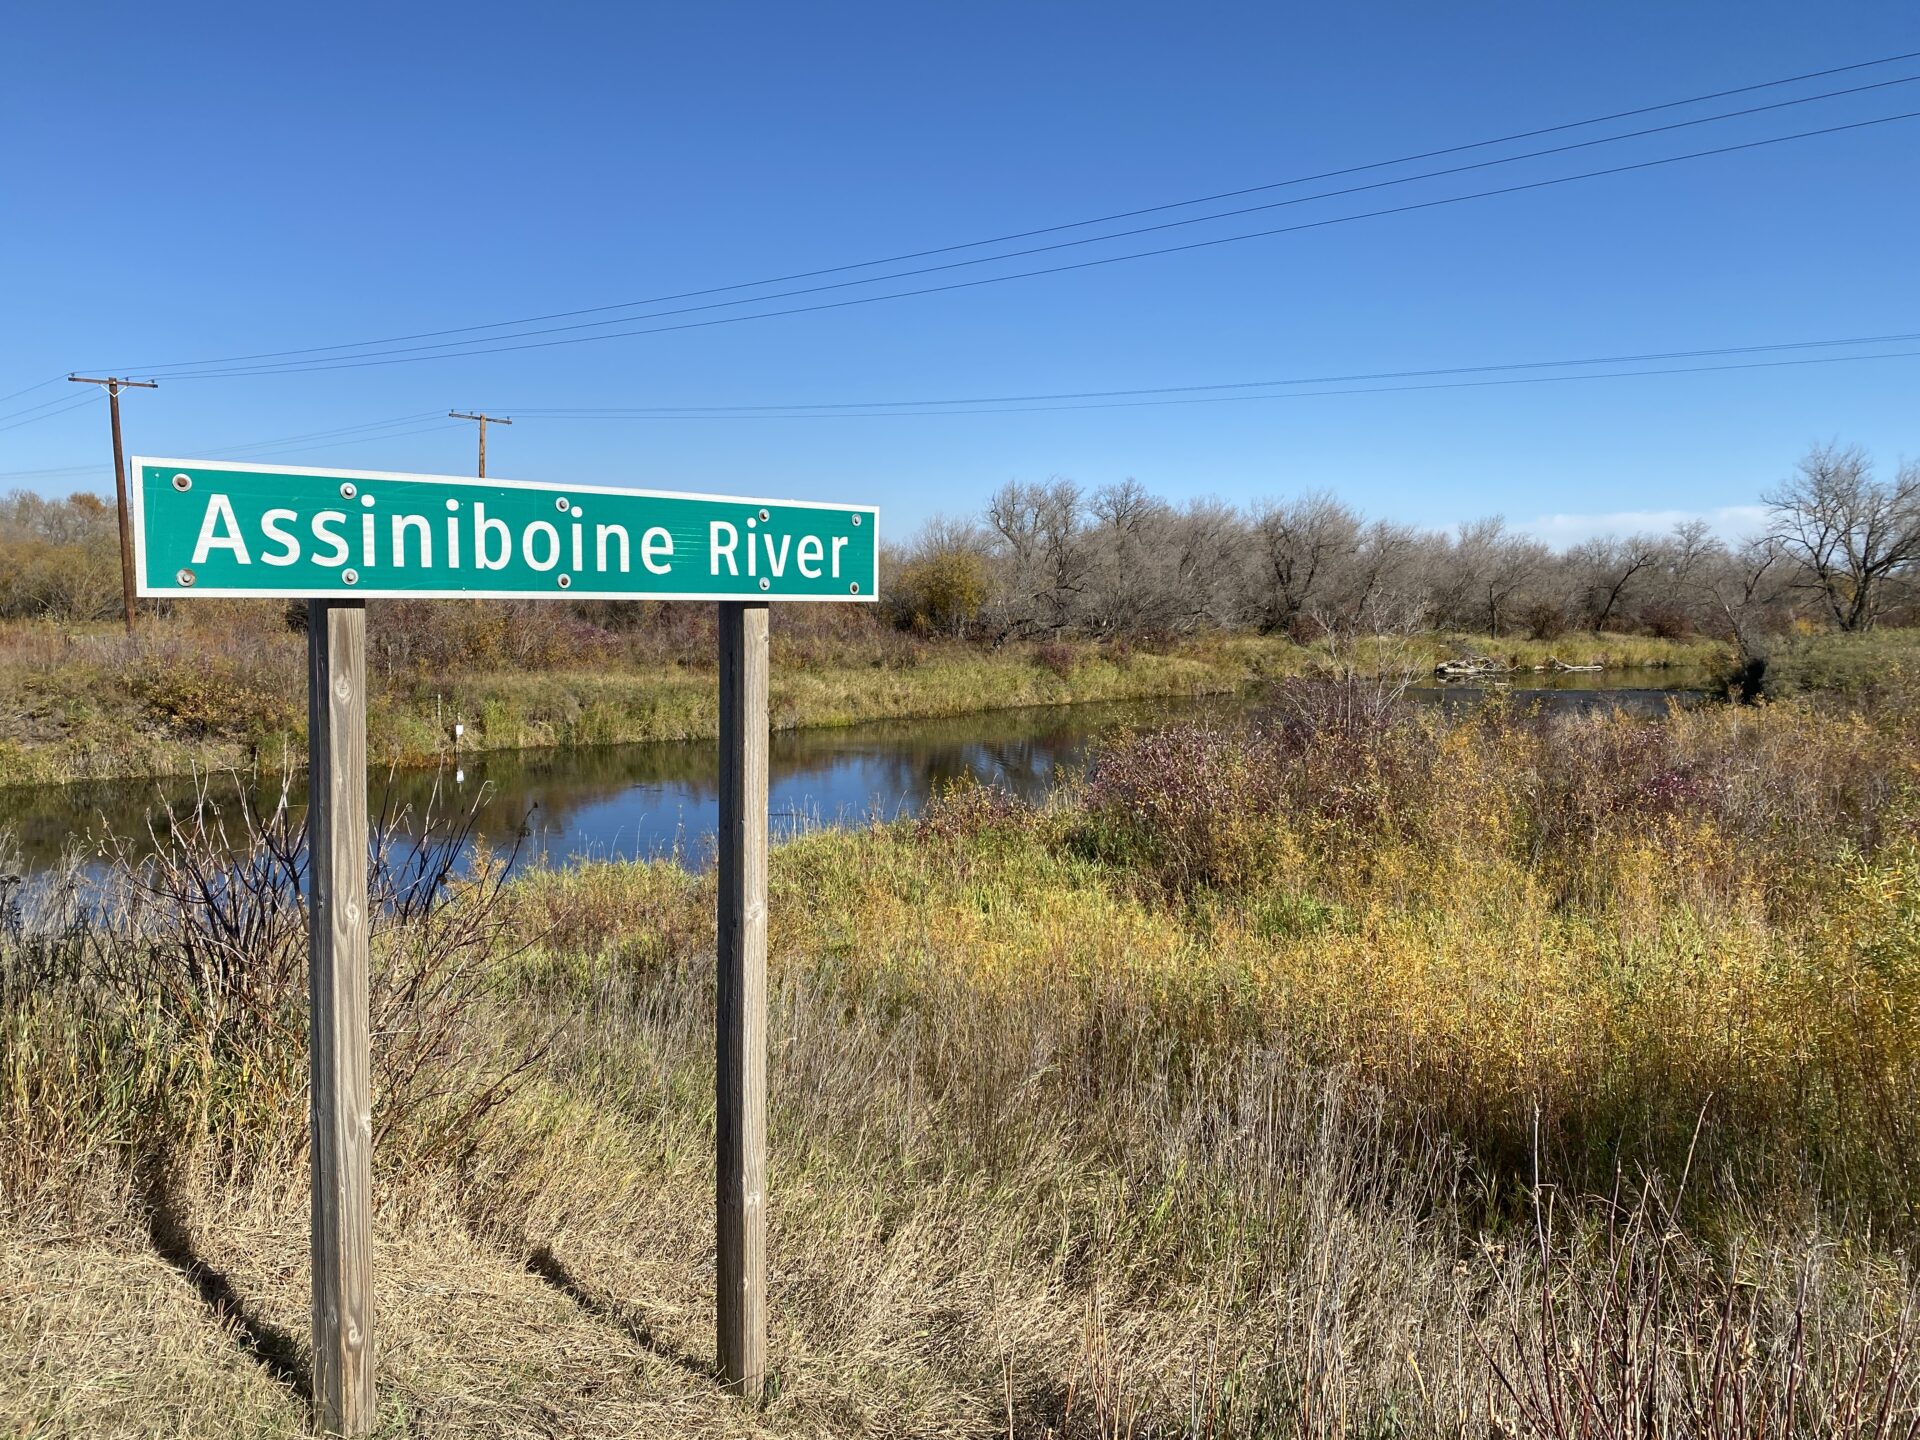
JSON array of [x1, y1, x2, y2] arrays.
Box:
[[0, 669, 1714, 876]]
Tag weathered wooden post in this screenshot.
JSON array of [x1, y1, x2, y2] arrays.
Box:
[[307, 598, 374, 1437], [715, 600, 770, 1399]]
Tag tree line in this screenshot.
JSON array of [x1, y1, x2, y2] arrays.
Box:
[[3, 442, 1915, 653], [886, 443, 1920, 651]]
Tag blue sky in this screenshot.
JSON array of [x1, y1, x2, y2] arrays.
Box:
[[3, 2, 1916, 545]]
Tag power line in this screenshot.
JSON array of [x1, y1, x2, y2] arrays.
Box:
[[0, 465, 100, 479], [0, 415, 457, 484], [11, 348, 1913, 488], [0, 391, 100, 435], [155, 107, 1920, 379], [495, 330, 1920, 414], [0, 462, 107, 482], [0, 388, 105, 428], [232, 420, 469, 457], [204, 411, 446, 457], [169, 417, 466, 463], [140, 74, 1920, 378], [494, 347, 1920, 419], [13, 335, 1913, 486], [113, 48, 1920, 377], [0, 376, 67, 408]]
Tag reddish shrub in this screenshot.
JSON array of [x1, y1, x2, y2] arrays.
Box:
[[1080, 723, 1285, 893], [914, 777, 1035, 844], [1034, 642, 1080, 678]]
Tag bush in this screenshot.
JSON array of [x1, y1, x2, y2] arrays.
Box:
[[1079, 723, 1286, 894], [914, 775, 1036, 844], [369, 599, 622, 673], [888, 550, 988, 637], [0, 492, 121, 621], [1033, 641, 1080, 678], [1, 781, 542, 1214], [130, 657, 298, 741], [0, 536, 122, 621]]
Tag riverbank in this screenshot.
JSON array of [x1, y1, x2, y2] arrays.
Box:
[[5, 691, 1916, 1436], [1748, 624, 1920, 697], [0, 614, 1727, 787]]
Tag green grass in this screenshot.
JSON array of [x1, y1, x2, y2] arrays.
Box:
[[1752, 625, 1920, 698]]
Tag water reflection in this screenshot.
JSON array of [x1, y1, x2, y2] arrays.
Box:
[[0, 670, 1714, 875]]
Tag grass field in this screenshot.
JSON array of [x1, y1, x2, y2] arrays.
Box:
[[0, 605, 1727, 786], [5, 677, 1919, 1436]]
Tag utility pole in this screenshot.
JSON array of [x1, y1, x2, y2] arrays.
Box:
[[69, 375, 158, 633], [449, 411, 511, 478]]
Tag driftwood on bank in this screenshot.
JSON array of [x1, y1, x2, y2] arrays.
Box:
[[1434, 654, 1607, 678], [1434, 655, 1511, 678]]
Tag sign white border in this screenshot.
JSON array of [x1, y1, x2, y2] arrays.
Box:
[[129, 456, 880, 602]]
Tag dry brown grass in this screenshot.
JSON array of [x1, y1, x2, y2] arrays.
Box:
[[2, 1184, 775, 1439], [2, 1229, 301, 1437]]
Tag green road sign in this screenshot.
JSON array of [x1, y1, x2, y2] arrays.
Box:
[[130, 457, 879, 602]]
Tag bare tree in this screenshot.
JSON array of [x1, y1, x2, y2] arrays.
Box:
[[1632, 519, 1720, 636], [1568, 533, 1661, 631], [1244, 492, 1361, 635], [1765, 443, 1920, 632], [1162, 498, 1242, 631], [1286, 587, 1431, 736], [1660, 519, 1720, 598], [1434, 518, 1549, 636], [983, 478, 1089, 640], [1698, 534, 1794, 661], [1342, 520, 1428, 623], [892, 447, 1920, 651], [1082, 478, 1176, 636]]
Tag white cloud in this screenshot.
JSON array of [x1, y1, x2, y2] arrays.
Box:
[[1511, 505, 1769, 549]]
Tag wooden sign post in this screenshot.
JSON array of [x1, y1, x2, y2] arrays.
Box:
[[716, 601, 771, 1399], [306, 599, 375, 1436], [130, 459, 875, 1432]]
